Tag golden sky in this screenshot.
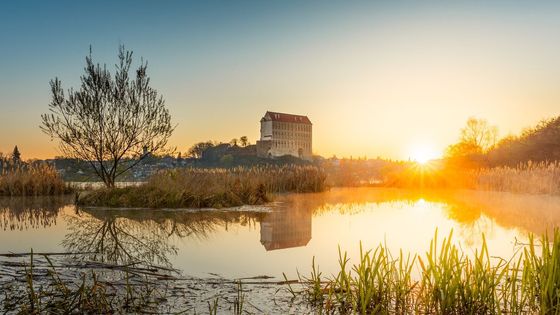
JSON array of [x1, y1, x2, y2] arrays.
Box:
[[1, 2, 559, 160]]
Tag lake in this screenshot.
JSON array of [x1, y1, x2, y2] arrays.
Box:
[[2, 187, 560, 280]]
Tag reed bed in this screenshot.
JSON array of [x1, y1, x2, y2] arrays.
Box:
[[381, 161, 560, 196], [295, 229, 560, 314], [0, 163, 70, 196], [79, 165, 327, 208], [474, 161, 560, 195]]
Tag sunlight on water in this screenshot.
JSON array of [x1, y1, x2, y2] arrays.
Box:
[[1, 188, 560, 279]]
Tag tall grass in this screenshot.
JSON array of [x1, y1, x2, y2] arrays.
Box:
[[298, 229, 560, 314], [381, 160, 560, 195], [522, 232, 560, 314], [0, 163, 70, 196], [474, 161, 560, 195], [79, 165, 327, 208]]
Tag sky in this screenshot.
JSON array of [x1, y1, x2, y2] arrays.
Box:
[[1, 1, 559, 160]]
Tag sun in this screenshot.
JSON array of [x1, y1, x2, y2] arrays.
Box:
[[409, 145, 440, 164]]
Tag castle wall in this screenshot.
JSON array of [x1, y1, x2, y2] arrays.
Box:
[[258, 112, 313, 160]]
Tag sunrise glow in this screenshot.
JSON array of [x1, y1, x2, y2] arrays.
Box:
[[409, 145, 440, 164], [2, 2, 560, 313]]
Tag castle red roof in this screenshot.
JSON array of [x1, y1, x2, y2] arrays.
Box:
[[264, 111, 312, 124]]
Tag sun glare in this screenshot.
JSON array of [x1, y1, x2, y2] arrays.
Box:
[[409, 145, 440, 164]]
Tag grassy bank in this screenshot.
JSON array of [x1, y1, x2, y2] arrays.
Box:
[[0, 164, 71, 196], [79, 165, 327, 208], [292, 229, 560, 314]]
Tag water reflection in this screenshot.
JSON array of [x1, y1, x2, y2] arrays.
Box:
[[63, 208, 265, 266], [1, 188, 560, 278], [260, 205, 312, 251], [286, 188, 560, 237], [421, 190, 560, 237], [0, 196, 70, 231]]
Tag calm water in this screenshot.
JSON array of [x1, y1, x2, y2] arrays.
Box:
[[2, 188, 560, 279]]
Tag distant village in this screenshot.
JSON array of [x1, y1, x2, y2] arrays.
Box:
[[2, 111, 392, 184]]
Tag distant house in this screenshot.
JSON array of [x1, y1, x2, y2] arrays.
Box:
[[256, 111, 312, 160]]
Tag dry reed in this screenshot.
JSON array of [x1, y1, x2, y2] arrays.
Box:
[[79, 165, 327, 208], [0, 163, 70, 196], [474, 161, 560, 195]]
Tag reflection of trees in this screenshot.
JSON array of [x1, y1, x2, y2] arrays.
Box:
[[445, 202, 482, 225], [63, 214, 176, 267], [282, 188, 436, 217], [63, 208, 263, 267], [291, 187, 560, 239], [438, 190, 560, 237], [0, 196, 70, 231]]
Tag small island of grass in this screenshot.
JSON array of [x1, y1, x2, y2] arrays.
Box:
[[78, 165, 327, 209]]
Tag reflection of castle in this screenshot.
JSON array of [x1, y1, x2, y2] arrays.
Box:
[[260, 206, 312, 251]]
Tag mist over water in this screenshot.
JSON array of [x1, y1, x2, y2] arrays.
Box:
[[1, 188, 559, 278]]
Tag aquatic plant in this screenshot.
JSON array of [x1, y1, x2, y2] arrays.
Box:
[[297, 229, 560, 314], [522, 231, 560, 314]]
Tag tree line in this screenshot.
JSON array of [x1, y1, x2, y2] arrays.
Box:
[[445, 116, 560, 167]]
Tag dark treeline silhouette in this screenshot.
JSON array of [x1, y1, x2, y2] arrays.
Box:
[[487, 116, 560, 166], [183, 138, 313, 168]]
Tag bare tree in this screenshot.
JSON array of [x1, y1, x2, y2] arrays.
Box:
[[41, 46, 174, 187], [459, 117, 498, 152]]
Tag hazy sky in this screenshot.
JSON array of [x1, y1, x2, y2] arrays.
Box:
[[1, 1, 559, 160]]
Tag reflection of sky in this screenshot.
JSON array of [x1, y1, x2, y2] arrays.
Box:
[[1, 188, 559, 278]]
